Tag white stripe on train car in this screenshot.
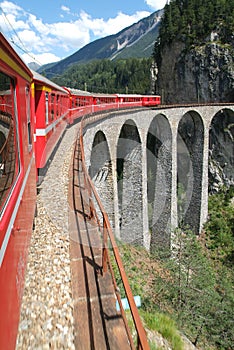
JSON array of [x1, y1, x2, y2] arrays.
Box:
[[35, 113, 67, 137], [0, 156, 34, 267]]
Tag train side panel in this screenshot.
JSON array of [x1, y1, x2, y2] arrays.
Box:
[[141, 95, 161, 106], [0, 33, 37, 350], [92, 93, 118, 112], [63, 87, 93, 124], [33, 73, 69, 178], [115, 94, 143, 108]]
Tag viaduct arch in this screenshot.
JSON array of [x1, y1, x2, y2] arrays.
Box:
[[83, 105, 234, 251]]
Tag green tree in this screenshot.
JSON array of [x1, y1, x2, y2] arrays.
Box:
[[153, 228, 233, 348], [52, 58, 152, 94], [204, 186, 234, 265]]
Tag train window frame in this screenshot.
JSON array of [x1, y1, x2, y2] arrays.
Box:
[[51, 93, 55, 121], [0, 70, 21, 217], [56, 94, 59, 117], [25, 85, 32, 152], [45, 91, 49, 125]]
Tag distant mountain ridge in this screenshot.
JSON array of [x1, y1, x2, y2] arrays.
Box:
[[38, 10, 163, 78]]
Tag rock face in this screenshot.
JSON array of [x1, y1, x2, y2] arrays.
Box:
[[155, 41, 234, 103]]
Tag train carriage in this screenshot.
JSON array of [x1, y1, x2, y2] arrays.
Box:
[[115, 93, 143, 107], [33, 71, 69, 181], [141, 94, 161, 106], [0, 33, 37, 350], [63, 87, 93, 124], [116, 93, 161, 107], [92, 92, 118, 112]]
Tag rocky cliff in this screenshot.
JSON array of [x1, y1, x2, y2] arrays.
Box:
[[155, 41, 234, 104]]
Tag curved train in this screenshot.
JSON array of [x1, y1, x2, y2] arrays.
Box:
[[0, 32, 160, 349]]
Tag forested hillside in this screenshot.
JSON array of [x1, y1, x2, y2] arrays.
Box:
[[153, 0, 234, 103], [52, 58, 153, 94], [154, 0, 234, 60]]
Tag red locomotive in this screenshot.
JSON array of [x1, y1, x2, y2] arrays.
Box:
[[0, 32, 160, 349]]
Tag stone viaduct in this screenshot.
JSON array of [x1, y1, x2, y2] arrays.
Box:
[[82, 105, 234, 252]]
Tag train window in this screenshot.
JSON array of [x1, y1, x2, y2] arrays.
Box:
[[56, 95, 59, 116], [0, 71, 20, 214], [45, 91, 49, 125], [25, 86, 32, 151], [51, 93, 55, 121]]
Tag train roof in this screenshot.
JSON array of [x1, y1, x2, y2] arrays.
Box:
[[32, 70, 69, 94], [0, 33, 32, 82], [115, 94, 161, 98], [64, 88, 116, 98], [64, 87, 92, 96], [92, 93, 116, 98], [115, 94, 143, 98]]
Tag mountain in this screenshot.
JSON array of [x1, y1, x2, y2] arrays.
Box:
[[28, 62, 41, 71], [38, 10, 163, 78]]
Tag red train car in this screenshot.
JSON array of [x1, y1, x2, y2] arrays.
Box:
[[116, 93, 143, 107], [141, 95, 161, 106], [64, 87, 93, 124], [92, 92, 118, 112], [65, 89, 119, 124], [65, 88, 161, 124], [0, 33, 37, 350], [33, 71, 69, 181], [116, 94, 161, 107]]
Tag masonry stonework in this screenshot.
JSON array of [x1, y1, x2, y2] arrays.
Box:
[[83, 106, 234, 251]]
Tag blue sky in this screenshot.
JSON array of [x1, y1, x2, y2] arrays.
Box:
[[0, 0, 168, 65]]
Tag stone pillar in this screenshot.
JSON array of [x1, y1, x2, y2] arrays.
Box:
[[120, 143, 143, 245], [109, 143, 121, 240], [199, 121, 209, 231], [141, 132, 150, 250], [170, 122, 178, 235], [177, 113, 204, 234]]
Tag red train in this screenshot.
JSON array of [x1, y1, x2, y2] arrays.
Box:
[[64, 88, 161, 124], [0, 33, 37, 350], [0, 32, 160, 349]]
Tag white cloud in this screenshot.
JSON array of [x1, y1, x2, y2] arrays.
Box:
[[0, 12, 28, 32], [61, 5, 70, 13], [145, 0, 169, 11], [2, 13, 29, 29], [22, 52, 61, 65], [0, 1, 28, 32], [0, 0, 23, 16], [79, 10, 151, 37], [0, 1, 154, 65], [47, 21, 90, 50], [28, 14, 50, 35], [15, 29, 45, 51]]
